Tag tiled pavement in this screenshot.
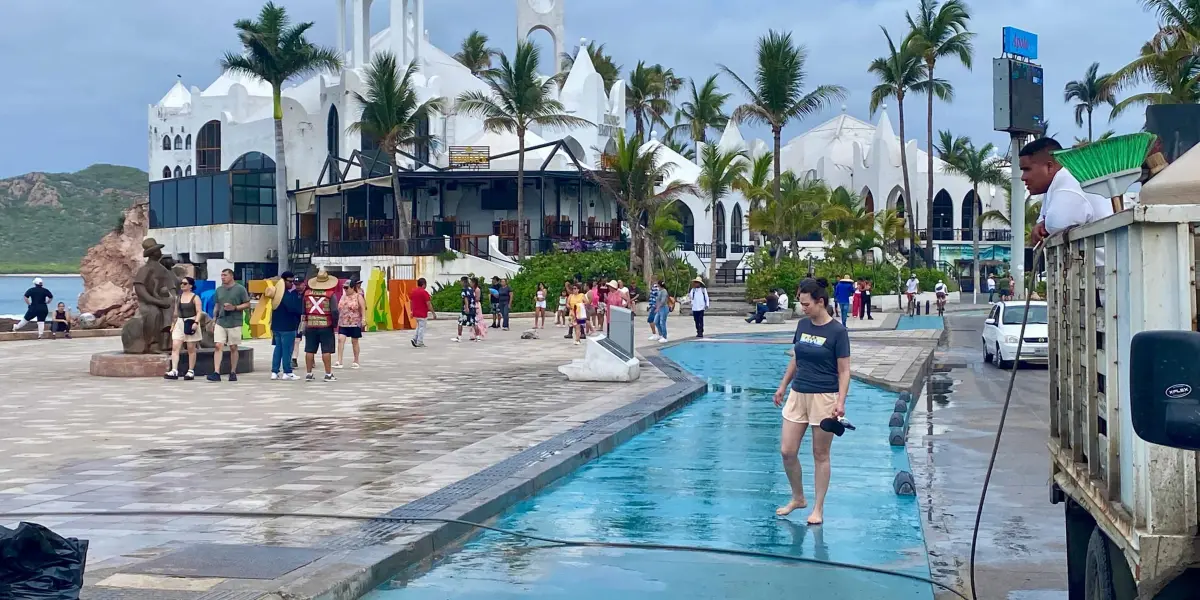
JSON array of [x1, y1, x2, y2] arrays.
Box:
[[0, 315, 936, 598]]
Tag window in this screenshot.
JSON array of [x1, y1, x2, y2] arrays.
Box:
[[1002, 305, 1048, 325], [173, 166, 183, 178], [162, 135, 171, 151], [148, 155, 275, 229], [185, 165, 192, 177], [161, 166, 172, 179], [414, 114, 430, 165], [196, 120, 221, 174], [231, 151, 274, 171], [185, 134, 192, 150], [327, 105, 340, 159], [230, 152, 277, 226], [174, 135, 183, 150]]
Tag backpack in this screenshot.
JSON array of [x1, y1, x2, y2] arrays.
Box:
[[667, 296, 677, 312]]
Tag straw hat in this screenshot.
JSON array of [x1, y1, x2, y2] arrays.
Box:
[[307, 268, 338, 291], [691, 276, 706, 286], [607, 280, 620, 289], [264, 277, 286, 309]]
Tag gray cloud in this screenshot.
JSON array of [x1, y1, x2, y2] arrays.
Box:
[[0, 0, 1163, 177]]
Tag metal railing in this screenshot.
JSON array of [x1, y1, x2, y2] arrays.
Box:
[[450, 234, 491, 260], [693, 243, 728, 259], [916, 228, 1013, 242], [290, 237, 445, 258], [715, 267, 751, 285]]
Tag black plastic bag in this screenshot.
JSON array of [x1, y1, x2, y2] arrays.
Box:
[[0, 522, 89, 600]]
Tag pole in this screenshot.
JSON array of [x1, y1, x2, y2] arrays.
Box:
[[1009, 135, 1027, 300]]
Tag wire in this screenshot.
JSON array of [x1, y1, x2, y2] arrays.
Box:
[[966, 241, 1045, 600], [2, 509, 968, 600]]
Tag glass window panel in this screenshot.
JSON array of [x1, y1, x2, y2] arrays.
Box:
[[195, 176, 213, 226], [232, 204, 247, 224], [262, 172, 274, 187], [149, 183, 163, 228], [233, 173, 247, 186], [261, 206, 274, 225], [177, 178, 196, 227], [213, 180, 231, 224], [162, 180, 178, 227], [260, 187, 273, 206]]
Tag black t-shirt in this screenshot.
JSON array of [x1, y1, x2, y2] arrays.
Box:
[[766, 293, 779, 311], [791, 318, 851, 393], [25, 286, 53, 312]]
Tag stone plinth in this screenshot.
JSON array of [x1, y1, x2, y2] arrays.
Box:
[[558, 336, 640, 382], [177, 347, 255, 376], [90, 352, 169, 377]]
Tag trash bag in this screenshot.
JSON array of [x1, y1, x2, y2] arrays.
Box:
[[0, 522, 89, 600]]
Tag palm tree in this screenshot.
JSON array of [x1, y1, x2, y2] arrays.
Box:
[[868, 27, 926, 266], [735, 152, 775, 249], [748, 171, 836, 261], [980, 194, 1042, 246], [942, 141, 1006, 298], [672, 75, 732, 150], [663, 134, 696, 161], [453, 30, 498, 77], [823, 188, 872, 248], [557, 41, 621, 90], [906, 0, 974, 266], [1105, 39, 1200, 117], [721, 29, 846, 248], [873, 207, 908, 256], [1141, 0, 1200, 50], [934, 129, 970, 164], [626, 61, 673, 139], [455, 41, 592, 258], [593, 130, 695, 284], [221, 1, 341, 273], [1074, 130, 1117, 147], [349, 52, 446, 252], [1063, 62, 1117, 142], [697, 144, 749, 280]]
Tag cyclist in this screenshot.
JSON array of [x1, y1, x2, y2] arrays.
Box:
[[905, 273, 920, 314], [934, 279, 948, 314]]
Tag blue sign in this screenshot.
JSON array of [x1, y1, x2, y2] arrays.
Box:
[[1003, 27, 1038, 60]]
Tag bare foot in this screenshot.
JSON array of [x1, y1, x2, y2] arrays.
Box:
[[806, 510, 824, 526], [775, 498, 808, 516]]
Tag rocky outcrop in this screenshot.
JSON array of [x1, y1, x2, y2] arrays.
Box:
[[77, 202, 149, 328]]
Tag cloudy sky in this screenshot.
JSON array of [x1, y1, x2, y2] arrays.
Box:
[[0, 0, 1163, 178]]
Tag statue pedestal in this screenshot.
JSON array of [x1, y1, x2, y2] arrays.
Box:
[[178, 347, 256, 376], [89, 352, 169, 377]]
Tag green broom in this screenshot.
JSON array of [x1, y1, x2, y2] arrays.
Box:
[[1052, 132, 1156, 202]]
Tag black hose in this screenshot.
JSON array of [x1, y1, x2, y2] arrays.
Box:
[[2, 509, 969, 600], [966, 241, 1045, 600]]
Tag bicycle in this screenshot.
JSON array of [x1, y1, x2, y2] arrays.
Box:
[[906, 293, 917, 317], [936, 294, 946, 317]]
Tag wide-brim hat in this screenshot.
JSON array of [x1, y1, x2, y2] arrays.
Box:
[[264, 277, 285, 309], [307, 268, 338, 291], [607, 280, 620, 289], [691, 276, 706, 286], [141, 237, 166, 257]]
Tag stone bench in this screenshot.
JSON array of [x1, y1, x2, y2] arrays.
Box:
[[763, 311, 787, 324]]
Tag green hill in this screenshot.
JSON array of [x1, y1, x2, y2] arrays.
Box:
[[0, 164, 147, 273]]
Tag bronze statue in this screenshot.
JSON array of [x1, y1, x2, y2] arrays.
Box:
[[120, 238, 178, 354]]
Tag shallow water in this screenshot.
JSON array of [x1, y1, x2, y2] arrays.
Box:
[[364, 340, 934, 600]]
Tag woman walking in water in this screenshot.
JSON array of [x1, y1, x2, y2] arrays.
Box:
[[772, 278, 851, 525]]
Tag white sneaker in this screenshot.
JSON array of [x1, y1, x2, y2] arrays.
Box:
[[282, 373, 299, 380], [451, 337, 460, 342], [648, 334, 659, 341], [270, 372, 279, 380], [350, 362, 360, 369], [659, 337, 669, 343], [333, 362, 344, 369], [574, 340, 581, 345]]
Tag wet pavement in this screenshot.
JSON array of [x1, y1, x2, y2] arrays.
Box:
[[908, 314, 1066, 600]]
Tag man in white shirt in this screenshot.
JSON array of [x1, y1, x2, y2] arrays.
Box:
[[1023, 137, 1114, 246], [986, 275, 997, 303]]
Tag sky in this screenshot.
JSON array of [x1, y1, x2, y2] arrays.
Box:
[[0, 0, 1164, 179]]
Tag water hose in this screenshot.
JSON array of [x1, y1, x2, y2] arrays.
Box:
[[966, 240, 1046, 600], [2, 509, 969, 600]]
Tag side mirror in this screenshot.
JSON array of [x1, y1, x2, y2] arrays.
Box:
[[1130, 330, 1200, 450], [985, 318, 996, 325]]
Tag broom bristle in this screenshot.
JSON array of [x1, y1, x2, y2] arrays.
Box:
[[1053, 133, 1155, 183]]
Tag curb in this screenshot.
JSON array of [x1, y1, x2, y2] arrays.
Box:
[[0, 329, 122, 343]]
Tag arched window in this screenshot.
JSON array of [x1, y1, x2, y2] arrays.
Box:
[[162, 166, 172, 179], [668, 201, 695, 247], [415, 114, 432, 166], [196, 120, 221, 175], [932, 189, 954, 240], [229, 152, 278, 225], [230, 151, 275, 171], [173, 166, 183, 178], [714, 201, 726, 247], [184, 165, 192, 177], [162, 135, 171, 151], [862, 188, 875, 214], [185, 134, 192, 150], [173, 135, 183, 150], [961, 190, 981, 241], [326, 105, 340, 159], [730, 204, 744, 248]]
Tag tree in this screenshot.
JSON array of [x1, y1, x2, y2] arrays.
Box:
[[626, 61, 673, 139], [1105, 39, 1200, 117], [697, 144, 749, 280], [349, 52, 445, 252], [868, 27, 926, 268], [934, 129, 970, 164], [1074, 130, 1117, 147], [1063, 62, 1116, 141], [671, 75, 732, 150], [735, 151, 775, 248], [663, 134, 696, 161], [823, 188, 872, 248], [593, 130, 696, 285], [873, 207, 908, 256], [455, 41, 592, 258], [906, 0, 974, 266], [1141, 0, 1200, 50], [453, 30, 498, 77], [942, 141, 1005, 298], [557, 41, 622, 90], [221, 1, 341, 273], [747, 171, 836, 261], [721, 29, 846, 256]]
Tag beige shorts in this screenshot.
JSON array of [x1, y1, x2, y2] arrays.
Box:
[[782, 390, 838, 425], [213, 324, 241, 345], [171, 319, 202, 343]]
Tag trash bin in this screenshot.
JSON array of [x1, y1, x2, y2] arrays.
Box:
[[0, 522, 89, 600]]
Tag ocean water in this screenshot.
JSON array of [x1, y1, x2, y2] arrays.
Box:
[[0, 275, 84, 318]]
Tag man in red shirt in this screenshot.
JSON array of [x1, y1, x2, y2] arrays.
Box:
[[409, 278, 436, 347]]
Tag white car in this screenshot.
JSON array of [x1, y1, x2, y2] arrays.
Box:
[[982, 301, 1049, 368]]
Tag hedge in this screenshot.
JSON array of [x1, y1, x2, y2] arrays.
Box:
[[744, 249, 958, 300]]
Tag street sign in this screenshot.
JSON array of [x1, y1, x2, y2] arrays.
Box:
[[1002, 27, 1038, 60]]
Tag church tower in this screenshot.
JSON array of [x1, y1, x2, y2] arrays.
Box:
[[517, 0, 565, 70]]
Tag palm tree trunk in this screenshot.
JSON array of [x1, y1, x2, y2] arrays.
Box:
[[924, 63, 935, 268], [971, 184, 980, 302], [898, 93, 918, 268], [643, 231, 654, 291], [390, 142, 411, 254], [708, 195, 718, 281], [1087, 108, 1093, 142], [271, 87, 289, 275], [635, 113, 645, 140], [773, 125, 783, 266], [516, 129, 526, 259]]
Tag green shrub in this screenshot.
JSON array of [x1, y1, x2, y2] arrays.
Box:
[[745, 249, 908, 298]]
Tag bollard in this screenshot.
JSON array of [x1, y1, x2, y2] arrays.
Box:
[[889, 427, 907, 446], [889, 412, 906, 427], [894, 399, 909, 413], [893, 471, 917, 495], [924, 299, 930, 314], [899, 391, 912, 404]]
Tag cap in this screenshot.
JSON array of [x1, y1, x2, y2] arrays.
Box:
[[33, 277, 43, 286]]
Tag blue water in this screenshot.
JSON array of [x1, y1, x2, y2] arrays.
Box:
[[896, 315, 944, 330], [365, 341, 933, 600], [0, 275, 83, 318]]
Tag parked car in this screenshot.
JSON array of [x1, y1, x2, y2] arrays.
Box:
[[982, 301, 1048, 368]]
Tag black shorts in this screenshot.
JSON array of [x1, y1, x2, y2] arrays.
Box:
[[53, 322, 70, 332], [304, 328, 335, 354], [23, 308, 48, 322], [339, 326, 362, 339]]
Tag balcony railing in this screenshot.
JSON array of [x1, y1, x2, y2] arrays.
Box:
[[916, 228, 1014, 242], [290, 237, 446, 258]]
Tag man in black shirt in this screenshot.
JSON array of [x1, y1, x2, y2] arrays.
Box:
[[14, 277, 53, 338], [496, 277, 512, 330], [746, 289, 781, 324]]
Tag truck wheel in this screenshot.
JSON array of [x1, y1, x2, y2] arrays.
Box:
[[1085, 528, 1117, 600]]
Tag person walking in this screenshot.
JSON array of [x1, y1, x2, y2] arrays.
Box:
[[556, 288, 568, 328], [409, 278, 435, 347], [851, 279, 862, 321], [568, 283, 588, 345], [986, 274, 997, 304], [646, 280, 660, 340], [472, 278, 487, 340], [489, 276, 502, 329], [51, 302, 72, 339], [335, 279, 366, 369], [603, 280, 623, 333], [772, 278, 851, 526], [496, 277, 513, 331], [266, 272, 303, 380], [164, 276, 203, 381], [302, 268, 339, 381], [834, 275, 855, 327], [857, 279, 873, 321], [687, 277, 709, 338], [13, 277, 53, 338], [654, 280, 671, 343], [209, 269, 250, 382], [452, 276, 476, 342], [534, 282, 548, 329]]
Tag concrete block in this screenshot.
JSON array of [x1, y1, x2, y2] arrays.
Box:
[[558, 336, 641, 382], [763, 311, 786, 324]]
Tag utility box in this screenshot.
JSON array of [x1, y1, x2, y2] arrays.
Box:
[[993, 57, 1045, 135]]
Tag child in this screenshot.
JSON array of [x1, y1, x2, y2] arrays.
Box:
[[568, 284, 588, 346], [556, 289, 568, 327]]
